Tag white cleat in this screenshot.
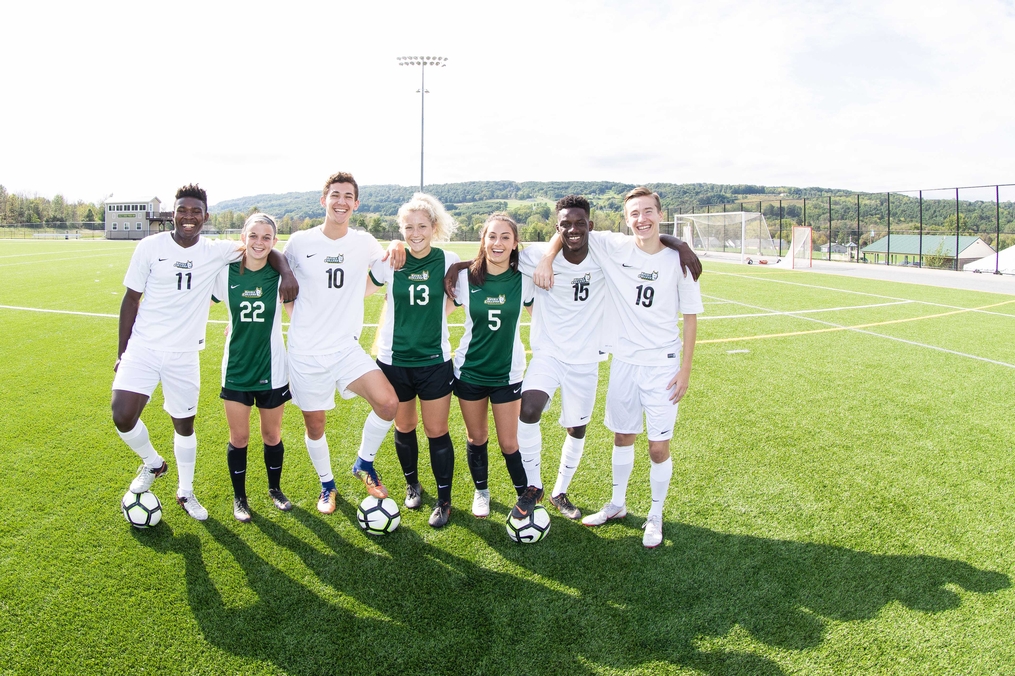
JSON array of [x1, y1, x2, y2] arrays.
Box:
[[129, 461, 167, 494], [642, 515, 663, 548], [176, 491, 209, 521], [581, 502, 627, 527], [472, 489, 491, 518]]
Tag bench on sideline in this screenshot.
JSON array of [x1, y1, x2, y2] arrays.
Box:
[[33, 233, 82, 239]]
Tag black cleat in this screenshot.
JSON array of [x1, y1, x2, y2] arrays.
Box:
[[510, 485, 544, 520], [268, 488, 292, 511], [550, 492, 581, 520], [429, 499, 451, 528], [233, 497, 252, 523]]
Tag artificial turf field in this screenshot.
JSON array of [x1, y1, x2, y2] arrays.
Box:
[[2, 238, 1014, 675]]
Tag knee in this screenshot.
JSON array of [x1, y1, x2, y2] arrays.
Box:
[[375, 395, 398, 421], [519, 402, 542, 424], [232, 431, 252, 447], [422, 422, 449, 438], [567, 425, 587, 439], [304, 415, 326, 440]]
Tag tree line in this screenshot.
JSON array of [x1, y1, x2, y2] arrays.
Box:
[[0, 185, 104, 226]]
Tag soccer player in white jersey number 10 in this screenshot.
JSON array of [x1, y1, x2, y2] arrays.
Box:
[[112, 184, 298, 521], [534, 186, 703, 548], [282, 172, 404, 514]]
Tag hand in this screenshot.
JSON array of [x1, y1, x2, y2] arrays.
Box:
[[279, 271, 299, 303], [533, 256, 555, 290], [667, 367, 691, 403], [444, 260, 472, 300], [677, 241, 702, 281], [383, 240, 406, 270], [114, 357, 121, 373]]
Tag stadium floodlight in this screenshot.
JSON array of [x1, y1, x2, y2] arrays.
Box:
[[397, 55, 448, 191]]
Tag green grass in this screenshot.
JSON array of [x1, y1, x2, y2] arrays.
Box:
[[2, 239, 1014, 674]]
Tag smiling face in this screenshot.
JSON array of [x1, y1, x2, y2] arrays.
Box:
[[401, 210, 434, 257], [557, 207, 593, 254], [483, 219, 518, 272], [241, 221, 277, 265], [320, 182, 359, 227], [172, 197, 208, 246], [624, 195, 661, 244]]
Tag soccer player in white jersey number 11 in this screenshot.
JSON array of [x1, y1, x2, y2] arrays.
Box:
[[533, 186, 703, 548], [112, 184, 298, 522]]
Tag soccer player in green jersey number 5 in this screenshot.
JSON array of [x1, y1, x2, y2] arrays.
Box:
[[451, 213, 534, 518], [366, 194, 460, 528], [213, 213, 293, 522]]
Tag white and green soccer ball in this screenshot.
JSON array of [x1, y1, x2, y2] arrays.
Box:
[[506, 504, 550, 543], [121, 490, 162, 529], [357, 496, 401, 535]]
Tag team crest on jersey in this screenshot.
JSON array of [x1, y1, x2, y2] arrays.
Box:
[[484, 294, 506, 305], [638, 271, 659, 281], [325, 254, 344, 264], [570, 272, 592, 285], [174, 261, 193, 269], [407, 271, 430, 282], [241, 287, 262, 298]]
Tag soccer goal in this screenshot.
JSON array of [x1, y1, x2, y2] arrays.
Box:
[[675, 211, 779, 264], [789, 226, 812, 268]]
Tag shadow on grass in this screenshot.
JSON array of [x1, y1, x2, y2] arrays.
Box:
[[134, 509, 1009, 676]]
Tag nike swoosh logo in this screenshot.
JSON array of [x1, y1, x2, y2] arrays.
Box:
[[579, 415, 590, 421], [513, 387, 521, 394], [233, 470, 246, 475], [565, 465, 576, 469], [438, 484, 449, 489], [230, 284, 239, 289], [268, 466, 282, 470], [622, 264, 634, 268], [158, 258, 168, 261], [306, 253, 317, 258], [448, 379, 454, 386], [187, 406, 196, 411], [471, 288, 481, 293], [282, 390, 290, 397]]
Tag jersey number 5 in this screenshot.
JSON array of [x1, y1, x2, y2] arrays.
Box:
[[488, 309, 501, 331], [239, 301, 265, 323]]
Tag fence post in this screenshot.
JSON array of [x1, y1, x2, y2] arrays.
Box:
[[918, 191, 923, 268], [828, 195, 832, 261], [856, 194, 860, 262], [779, 200, 783, 257], [996, 185, 1002, 274], [886, 192, 891, 266], [955, 188, 960, 271]]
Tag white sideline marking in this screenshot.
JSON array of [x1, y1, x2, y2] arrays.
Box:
[[704, 295, 1015, 369], [0, 253, 124, 267], [701, 300, 912, 320]]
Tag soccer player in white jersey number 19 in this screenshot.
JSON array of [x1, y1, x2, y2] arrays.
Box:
[[111, 184, 298, 522]]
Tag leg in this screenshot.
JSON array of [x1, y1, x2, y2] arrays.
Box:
[[223, 400, 253, 500], [458, 396, 491, 516], [517, 389, 549, 490], [112, 390, 169, 492], [492, 399, 527, 497], [421, 395, 454, 515], [393, 400, 421, 495], [257, 402, 290, 510]]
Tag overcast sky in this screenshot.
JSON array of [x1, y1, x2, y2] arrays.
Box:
[[3, 0, 1013, 205]]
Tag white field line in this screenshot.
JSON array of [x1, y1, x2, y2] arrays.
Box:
[[703, 294, 1015, 369], [711, 270, 1015, 319], [0, 253, 125, 267], [701, 299, 913, 321]]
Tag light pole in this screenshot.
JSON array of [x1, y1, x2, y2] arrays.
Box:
[[397, 56, 447, 192]]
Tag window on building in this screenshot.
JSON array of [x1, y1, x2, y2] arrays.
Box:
[[136, 223, 142, 230], [112, 224, 117, 230]]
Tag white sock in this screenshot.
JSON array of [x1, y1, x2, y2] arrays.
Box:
[[610, 445, 635, 507], [305, 433, 333, 483], [517, 420, 542, 489], [174, 432, 197, 494], [552, 434, 585, 497], [648, 457, 673, 519], [117, 421, 163, 468], [357, 411, 393, 463]]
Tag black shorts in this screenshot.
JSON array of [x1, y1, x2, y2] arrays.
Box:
[[377, 360, 455, 402], [453, 378, 522, 404], [220, 384, 292, 409]]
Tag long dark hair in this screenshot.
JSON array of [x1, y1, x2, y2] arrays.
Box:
[[468, 212, 520, 287]]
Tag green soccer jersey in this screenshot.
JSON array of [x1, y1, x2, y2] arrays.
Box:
[[216, 262, 288, 391], [370, 247, 459, 368], [452, 267, 533, 386]]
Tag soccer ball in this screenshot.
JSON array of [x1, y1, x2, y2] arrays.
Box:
[[357, 496, 401, 535], [121, 490, 162, 529], [506, 504, 550, 543]]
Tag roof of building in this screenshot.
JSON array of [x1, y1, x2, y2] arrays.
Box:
[[861, 234, 987, 256], [107, 196, 160, 204]]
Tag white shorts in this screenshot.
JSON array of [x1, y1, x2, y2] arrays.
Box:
[[521, 355, 599, 428], [112, 344, 200, 419], [288, 344, 379, 412], [604, 359, 680, 441]]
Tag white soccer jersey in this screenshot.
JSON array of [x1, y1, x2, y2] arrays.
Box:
[[518, 245, 609, 364], [122, 232, 242, 352], [283, 226, 384, 355], [587, 231, 704, 366]]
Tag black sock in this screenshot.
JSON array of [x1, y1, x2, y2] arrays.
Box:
[[503, 450, 527, 496], [263, 441, 284, 491], [227, 443, 248, 499], [394, 429, 420, 486], [428, 433, 454, 502], [466, 440, 488, 491]]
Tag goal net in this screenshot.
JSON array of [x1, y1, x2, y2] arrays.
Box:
[[675, 212, 779, 264], [789, 226, 812, 268]]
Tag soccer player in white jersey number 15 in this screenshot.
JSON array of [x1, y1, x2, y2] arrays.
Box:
[[112, 184, 298, 521]]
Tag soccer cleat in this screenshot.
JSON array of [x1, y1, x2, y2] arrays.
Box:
[[351, 458, 388, 499], [581, 502, 627, 527], [471, 488, 491, 518], [429, 499, 451, 528], [129, 460, 168, 494], [268, 488, 292, 511], [317, 487, 337, 514], [550, 492, 581, 520], [233, 497, 252, 523], [510, 485, 544, 520], [176, 491, 209, 521], [405, 482, 423, 510], [643, 514, 663, 548]]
